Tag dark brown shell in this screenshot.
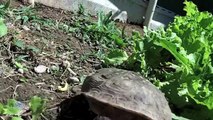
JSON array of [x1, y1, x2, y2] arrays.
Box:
[[81, 68, 172, 120]]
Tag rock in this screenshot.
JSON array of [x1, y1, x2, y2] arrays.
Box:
[[62, 60, 71, 68], [69, 76, 79, 83], [34, 65, 47, 74], [18, 68, 24, 74], [6, 22, 14, 29], [22, 25, 30, 31]]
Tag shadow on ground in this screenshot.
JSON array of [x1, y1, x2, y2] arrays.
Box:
[[57, 95, 97, 120]]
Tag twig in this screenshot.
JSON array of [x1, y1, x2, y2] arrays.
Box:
[[0, 86, 13, 93], [41, 114, 48, 120], [45, 102, 61, 111], [13, 84, 23, 99]]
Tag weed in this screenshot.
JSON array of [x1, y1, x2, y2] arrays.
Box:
[[19, 77, 28, 83], [13, 60, 28, 72], [0, 1, 8, 37], [82, 11, 126, 48], [0, 0, 10, 17], [11, 6, 36, 24], [77, 4, 85, 15], [13, 39, 25, 50], [29, 96, 46, 120], [12, 39, 40, 53], [0, 18, 7, 37], [0, 96, 46, 120]]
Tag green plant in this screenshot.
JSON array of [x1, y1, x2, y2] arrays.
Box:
[[103, 49, 128, 66], [29, 96, 46, 120], [77, 4, 85, 15], [65, 10, 130, 65], [0, 0, 9, 37], [13, 60, 28, 72], [97, 11, 124, 46], [0, 18, 7, 37], [0, 97, 46, 120], [0, 0, 10, 17], [11, 39, 41, 73], [11, 6, 36, 24], [0, 99, 25, 120], [155, 1, 213, 110], [155, 1, 213, 119], [13, 39, 40, 53], [77, 11, 126, 49]]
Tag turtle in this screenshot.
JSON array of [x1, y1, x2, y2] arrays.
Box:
[[80, 68, 172, 120]]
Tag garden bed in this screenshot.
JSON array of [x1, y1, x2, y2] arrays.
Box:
[[0, 0, 143, 119]]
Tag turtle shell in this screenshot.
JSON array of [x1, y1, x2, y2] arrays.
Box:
[[81, 68, 172, 120]]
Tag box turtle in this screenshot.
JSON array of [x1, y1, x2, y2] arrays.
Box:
[[81, 68, 172, 120]]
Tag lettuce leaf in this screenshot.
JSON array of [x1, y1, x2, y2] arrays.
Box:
[[143, 0, 213, 110]]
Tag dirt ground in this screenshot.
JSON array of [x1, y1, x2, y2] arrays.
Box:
[[0, 1, 143, 120]]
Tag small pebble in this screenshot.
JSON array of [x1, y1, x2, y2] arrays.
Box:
[[69, 76, 80, 83], [22, 25, 30, 31], [34, 65, 47, 74], [6, 22, 14, 29], [18, 68, 24, 74], [62, 60, 71, 68]]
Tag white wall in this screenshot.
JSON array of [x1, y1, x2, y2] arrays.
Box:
[[35, 0, 176, 28]]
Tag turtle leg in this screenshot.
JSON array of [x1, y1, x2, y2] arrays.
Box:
[[93, 116, 111, 120]]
